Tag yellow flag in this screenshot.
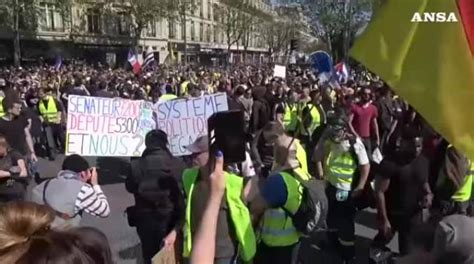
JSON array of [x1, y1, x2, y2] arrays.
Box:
[[351, 0, 474, 160]]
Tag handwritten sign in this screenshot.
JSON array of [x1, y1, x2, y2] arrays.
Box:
[[65, 96, 155, 156], [274, 64, 286, 79], [154, 93, 228, 156]]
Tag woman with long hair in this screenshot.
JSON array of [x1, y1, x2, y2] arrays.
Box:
[[0, 201, 112, 264]]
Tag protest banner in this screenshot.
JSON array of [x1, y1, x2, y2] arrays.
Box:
[[65, 95, 155, 156], [274, 64, 286, 79], [154, 93, 228, 156]]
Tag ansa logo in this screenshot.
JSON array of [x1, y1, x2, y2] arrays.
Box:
[[411, 12, 458, 22]]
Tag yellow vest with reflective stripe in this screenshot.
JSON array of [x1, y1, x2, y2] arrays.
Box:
[[283, 103, 298, 132], [301, 103, 321, 136], [160, 94, 177, 101], [38, 96, 60, 124], [261, 170, 303, 247], [324, 140, 357, 191], [452, 161, 474, 202], [182, 168, 256, 261], [0, 96, 4, 117]]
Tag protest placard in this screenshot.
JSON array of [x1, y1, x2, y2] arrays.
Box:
[[154, 93, 228, 156], [274, 64, 286, 79], [65, 95, 155, 156]]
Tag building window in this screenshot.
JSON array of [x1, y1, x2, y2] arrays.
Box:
[[87, 8, 101, 33], [207, 24, 211, 43], [181, 22, 186, 40], [169, 20, 176, 39], [200, 1, 203, 17], [191, 21, 195, 41], [145, 20, 156, 37], [117, 14, 130, 35], [199, 23, 203, 42], [39, 3, 64, 32], [213, 26, 218, 43], [208, 0, 212, 20]]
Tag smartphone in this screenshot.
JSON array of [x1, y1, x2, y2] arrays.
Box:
[[208, 110, 246, 164]]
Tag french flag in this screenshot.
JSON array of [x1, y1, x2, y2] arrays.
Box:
[[128, 49, 141, 75], [334, 62, 349, 84]]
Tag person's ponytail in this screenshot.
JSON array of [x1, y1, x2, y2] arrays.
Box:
[[0, 202, 54, 262]]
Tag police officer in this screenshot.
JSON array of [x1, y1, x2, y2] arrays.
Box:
[[182, 136, 256, 263], [314, 114, 370, 264], [251, 131, 310, 264], [38, 88, 65, 155]]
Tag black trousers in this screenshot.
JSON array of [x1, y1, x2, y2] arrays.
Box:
[[136, 222, 170, 264], [326, 184, 356, 261], [254, 242, 300, 264], [372, 210, 425, 255]]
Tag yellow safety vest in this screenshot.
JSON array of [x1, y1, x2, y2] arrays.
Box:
[[180, 81, 189, 96], [261, 170, 304, 247], [295, 139, 309, 175], [0, 96, 4, 117], [452, 161, 474, 202], [182, 168, 256, 261], [38, 96, 60, 124], [160, 94, 178, 101], [324, 140, 357, 191], [283, 103, 299, 132], [301, 103, 321, 137]]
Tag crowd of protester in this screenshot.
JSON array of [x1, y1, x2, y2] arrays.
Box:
[[0, 61, 473, 264]]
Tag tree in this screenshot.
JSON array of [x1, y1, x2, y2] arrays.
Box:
[[302, 0, 374, 62], [261, 18, 301, 64], [219, 0, 245, 53], [0, 0, 72, 66], [241, 8, 271, 63], [107, 0, 178, 48]]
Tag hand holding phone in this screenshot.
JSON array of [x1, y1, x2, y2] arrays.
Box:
[[89, 167, 99, 186]]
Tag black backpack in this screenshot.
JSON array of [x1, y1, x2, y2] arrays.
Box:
[[283, 169, 328, 235]]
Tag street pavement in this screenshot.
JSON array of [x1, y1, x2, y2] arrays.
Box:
[[34, 155, 398, 264]]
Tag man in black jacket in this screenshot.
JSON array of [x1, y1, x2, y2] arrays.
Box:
[[126, 129, 186, 264], [249, 86, 271, 135]]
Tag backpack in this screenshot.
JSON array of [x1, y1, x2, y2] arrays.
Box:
[[283, 169, 328, 235]]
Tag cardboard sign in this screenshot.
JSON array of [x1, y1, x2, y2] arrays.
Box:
[[154, 93, 229, 156], [152, 245, 176, 264], [274, 64, 286, 79], [65, 96, 155, 157]]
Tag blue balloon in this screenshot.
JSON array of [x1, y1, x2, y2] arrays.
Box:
[[310, 51, 333, 74]]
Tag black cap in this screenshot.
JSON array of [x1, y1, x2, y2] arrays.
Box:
[[62, 154, 90, 173]]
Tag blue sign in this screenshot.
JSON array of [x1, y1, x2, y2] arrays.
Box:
[[310, 51, 333, 74]]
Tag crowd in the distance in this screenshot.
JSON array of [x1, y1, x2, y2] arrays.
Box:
[[0, 61, 473, 264]]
